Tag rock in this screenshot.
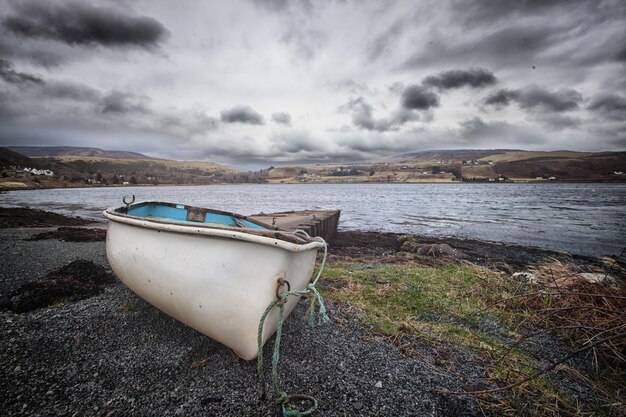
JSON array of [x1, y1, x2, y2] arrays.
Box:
[[511, 272, 537, 284], [398, 235, 419, 253], [397, 236, 467, 259], [578, 273, 617, 288], [353, 402, 363, 410], [415, 244, 460, 258], [375, 381, 383, 388]]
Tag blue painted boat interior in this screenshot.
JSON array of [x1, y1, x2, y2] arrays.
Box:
[[127, 204, 267, 229]]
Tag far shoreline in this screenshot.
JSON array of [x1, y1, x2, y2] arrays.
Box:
[[2, 179, 626, 193]]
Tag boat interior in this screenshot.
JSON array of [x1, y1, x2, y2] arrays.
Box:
[[119, 202, 270, 230]]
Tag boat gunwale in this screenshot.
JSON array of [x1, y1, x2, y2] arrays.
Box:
[[103, 201, 324, 252]]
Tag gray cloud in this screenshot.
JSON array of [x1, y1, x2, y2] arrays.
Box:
[[422, 68, 496, 90], [2, 1, 168, 48], [250, 0, 311, 13], [404, 0, 625, 74], [587, 93, 626, 121], [281, 26, 325, 61], [328, 78, 371, 95], [367, 17, 407, 61], [271, 112, 292, 125], [533, 113, 581, 131], [220, 105, 264, 125], [101, 91, 149, 114], [484, 89, 516, 108], [270, 129, 322, 153], [44, 81, 100, 101], [402, 25, 562, 70], [340, 97, 420, 132], [459, 116, 547, 144], [485, 85, 582, 112], [158, 110, 219, 137], [0, 58, 43, 84], [0, 35, 75, 67], [401, 85, 439, 110], [457, 0, 617, 26]]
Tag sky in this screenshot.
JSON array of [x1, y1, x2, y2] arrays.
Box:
[[0, 0, 624, 167]]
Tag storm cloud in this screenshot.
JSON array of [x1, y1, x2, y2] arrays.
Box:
[[587, 94, 626, 121], [485, 86, 583, 112], [401, 86, 440, 110], [0, 0, 623, 164], [101, 91, 149, 115], [459, 117, 547, 145], [422, 68, 496, 90], [2, 1, 168, 48], [220, 105, 264, 125], [0, 58, 43, 84], [341, 97, 420, 132]]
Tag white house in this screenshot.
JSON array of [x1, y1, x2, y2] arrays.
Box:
[[22, 167, 54, 176]]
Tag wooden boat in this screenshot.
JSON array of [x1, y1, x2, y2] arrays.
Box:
[[103, 200, 325, 360]]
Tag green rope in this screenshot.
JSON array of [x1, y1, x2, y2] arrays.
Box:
[[257, 236, 329, 416]]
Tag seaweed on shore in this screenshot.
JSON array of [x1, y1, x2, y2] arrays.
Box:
[[28, 227, 107, 242], [0, 260, 115, 313], [0, 207, 93, 228]]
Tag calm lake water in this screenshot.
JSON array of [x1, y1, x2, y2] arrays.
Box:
[[1, 183, 625, 257]]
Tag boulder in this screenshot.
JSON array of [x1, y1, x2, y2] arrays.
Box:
[[397, 236, 467, 259]]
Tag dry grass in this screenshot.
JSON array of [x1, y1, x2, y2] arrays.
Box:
[[319, 258, 626, 416]]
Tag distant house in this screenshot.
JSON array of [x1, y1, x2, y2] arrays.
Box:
[[488, 178, 496, 182], [22, 167, 54, 176], [614, 171, 623, 175], [123, 181, 130, 185], [548, 176, 557, 180], [536, 176, 543, 180]]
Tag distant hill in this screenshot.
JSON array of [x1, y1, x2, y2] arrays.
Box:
[[386, 149, 625, 180], [7, 146, 152, 160], [2, 146, 624, 190], [266, 149, 626, 183], [389, 149, 521, 162], [0, 147, 255, 190], [0, 147, 38, 169]]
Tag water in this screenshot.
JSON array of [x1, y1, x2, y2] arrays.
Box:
[[1, 183, 624, 257]]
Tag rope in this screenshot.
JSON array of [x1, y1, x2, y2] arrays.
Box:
[[257, 234, 329, 416]]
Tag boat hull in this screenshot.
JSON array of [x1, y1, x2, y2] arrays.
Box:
[[105, 218, 321, 360]]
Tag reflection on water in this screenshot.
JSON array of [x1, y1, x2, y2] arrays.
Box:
[[1, 183, 624, 257]]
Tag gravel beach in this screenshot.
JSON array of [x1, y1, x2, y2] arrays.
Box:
[[1, 226, 483, 417]]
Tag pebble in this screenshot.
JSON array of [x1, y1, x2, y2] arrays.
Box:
[[375, 381, 383, 388]]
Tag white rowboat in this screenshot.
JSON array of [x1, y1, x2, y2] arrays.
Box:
[[104, 201, 325, 360]]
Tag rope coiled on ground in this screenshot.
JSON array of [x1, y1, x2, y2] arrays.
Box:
[[257, 234, 329, 416]]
